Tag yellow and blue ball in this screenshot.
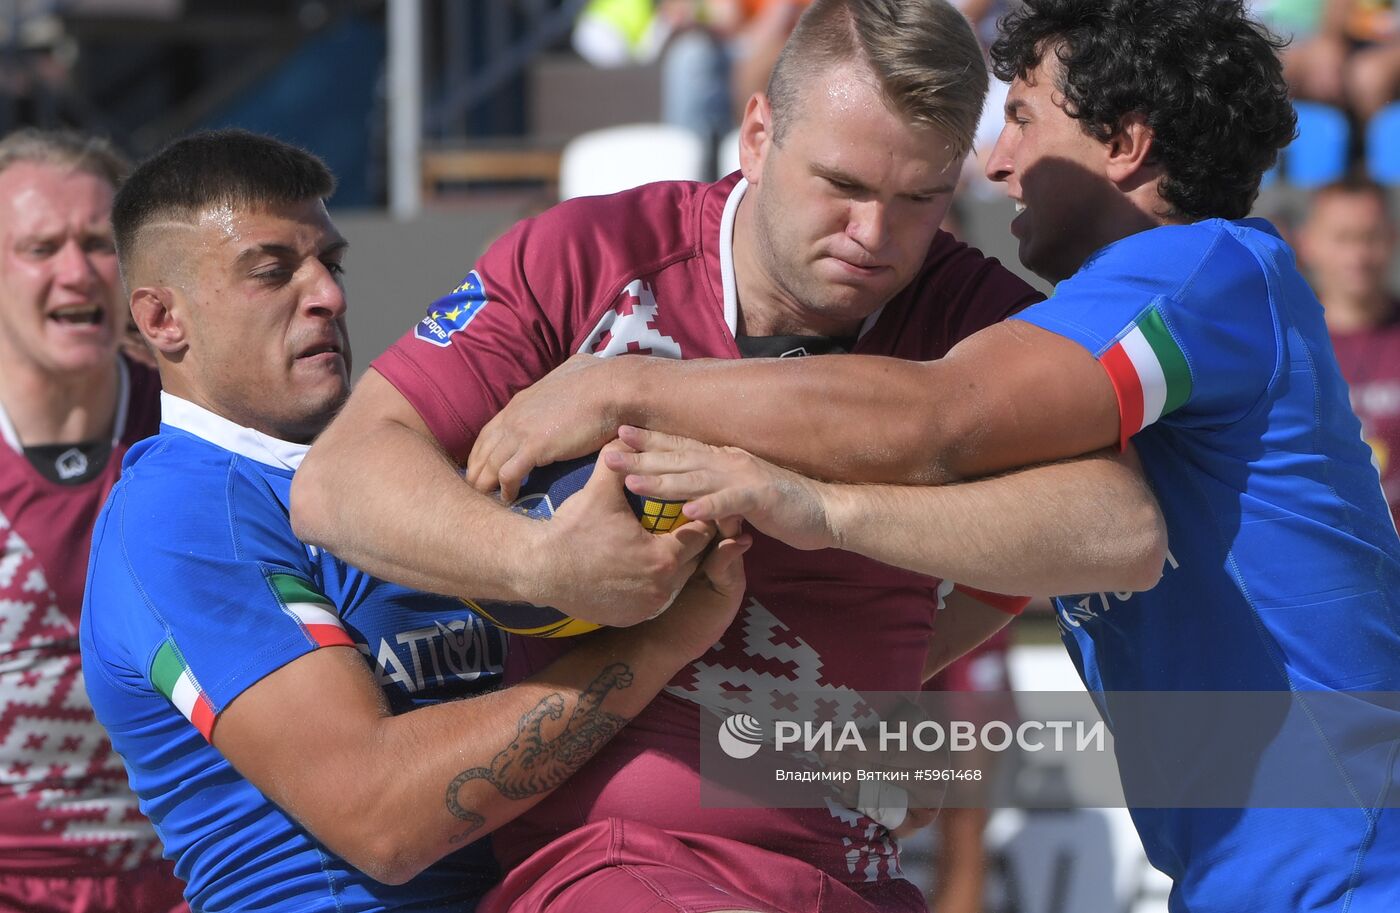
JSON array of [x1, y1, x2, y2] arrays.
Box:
[[464, 454, 687, 637]]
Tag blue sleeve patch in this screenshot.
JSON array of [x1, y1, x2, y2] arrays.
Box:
[[413, 270, 489, 347]]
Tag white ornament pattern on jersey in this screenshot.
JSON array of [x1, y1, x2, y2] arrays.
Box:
[[578, 279, 683, 359], [0, 509, 161, 868], [666, 597, 900, 882], [665, 597, 874, 725], [828, 800, 904, 882]]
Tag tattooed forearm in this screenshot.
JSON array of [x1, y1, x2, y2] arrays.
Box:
[[445, 663, 635, 825]]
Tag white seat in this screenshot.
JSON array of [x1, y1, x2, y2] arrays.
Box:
[[558, 123, 707, 200]]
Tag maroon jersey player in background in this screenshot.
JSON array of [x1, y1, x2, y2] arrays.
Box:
[[1299, 178, 1400, 526], [0, 130, 184, 912]]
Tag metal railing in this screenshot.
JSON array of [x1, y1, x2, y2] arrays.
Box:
[[389, 0, 589, 217]]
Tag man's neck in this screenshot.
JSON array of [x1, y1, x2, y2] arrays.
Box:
[[162, 376, 322, 446], [1322, 289, 1395, 335], [0, 353, 121, 447]]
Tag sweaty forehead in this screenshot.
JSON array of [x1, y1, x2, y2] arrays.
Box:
[[128, 199, 340, 287], [787, 61, 888, 129], [160, 202, 343, 277], [188, 198, 336, 244]]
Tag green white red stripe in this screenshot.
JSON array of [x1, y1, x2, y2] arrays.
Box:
[[1099, 307, 1192, 449], [150, 641, 216, 740], [270, 574, 353, 648]]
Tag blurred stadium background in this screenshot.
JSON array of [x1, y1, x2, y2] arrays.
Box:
[[12, 1, 1381, 369]]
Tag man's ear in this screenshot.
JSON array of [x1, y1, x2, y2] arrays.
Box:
[[129, 287, 188, 357], [739, 92, 775, 184], [1105, 112, 1157, 186]]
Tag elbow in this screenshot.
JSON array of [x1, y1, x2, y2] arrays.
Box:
[[1118, 503, 1168, 593], [336, 833, 429, 887], [328, 813, 446, 886]]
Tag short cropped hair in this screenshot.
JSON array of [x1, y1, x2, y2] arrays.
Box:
[[112, 129, 335, 277], [0, 127, 129, 187], [991, 0, 1295, 222], [767, 0, 988, 159]]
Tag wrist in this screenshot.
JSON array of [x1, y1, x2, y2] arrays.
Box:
[[609, 356, 648, 429], [500, 517, 554, 605], [817, 481, 852, 551]]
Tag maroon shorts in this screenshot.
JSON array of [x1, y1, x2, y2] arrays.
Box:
[[480, 819, 925, 913], [0, 860, 186, 913]]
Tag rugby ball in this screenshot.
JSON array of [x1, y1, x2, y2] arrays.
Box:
[[464, 454, 687, 637]]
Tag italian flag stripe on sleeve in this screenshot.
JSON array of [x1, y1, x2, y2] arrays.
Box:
[[151, 641, 216, 741], [270, 573, 354, 649], [1100, 307, 1192, 449]]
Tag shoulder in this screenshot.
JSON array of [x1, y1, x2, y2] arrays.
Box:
[[111, 433, 288, 559], [538, 179, 710, 250], [1084, 220, 1274, 303], [507, 179, 712, 274], [462, 176, 716, 326]]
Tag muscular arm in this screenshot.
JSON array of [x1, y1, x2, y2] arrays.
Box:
[[213, 538, 748, 886], [292, 371, 709, 624], [817, 447, 1165, 595], [469, 321, 1120, 494], [612, 428, 1165, 596]]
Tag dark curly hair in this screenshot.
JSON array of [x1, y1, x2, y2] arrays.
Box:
[[990, 0, 1296, 221]]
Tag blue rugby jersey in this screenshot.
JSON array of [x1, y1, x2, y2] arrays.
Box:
[[81, 394, 505, 912], [1014, 219, 1400, 913]]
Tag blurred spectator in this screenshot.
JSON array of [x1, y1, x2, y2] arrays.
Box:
[[0, 5, 80, 133], [657, 0, 744, 146], [952, 2, 1017, 196], [573, 0, 810, 161], [729, 1, 809, 119], [572, 0, 671, 67], [0, 128, 182, 911], [952, 0, 1014, 50], [1265, 0, 1400, 121], [660, 0, 813, 152], [1299, 178, 1400, 523]]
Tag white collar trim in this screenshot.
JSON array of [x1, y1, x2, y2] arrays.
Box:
[[719, 177, 746, 338], [160, 392, 308, 471]]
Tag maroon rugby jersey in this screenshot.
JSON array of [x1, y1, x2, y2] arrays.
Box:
[[1331, 311, 1400, 526], [0, 358, 163, 873], [374, 174, 1041, 893]]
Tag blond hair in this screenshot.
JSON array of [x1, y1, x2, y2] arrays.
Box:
[[767, 0, 988, 158], [0, 127, 129, 187]]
